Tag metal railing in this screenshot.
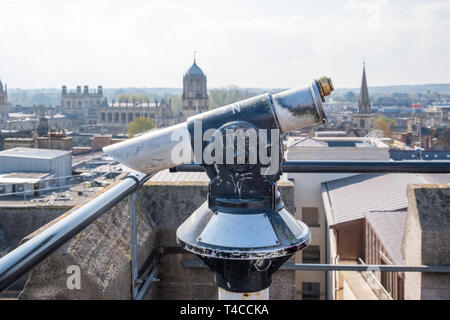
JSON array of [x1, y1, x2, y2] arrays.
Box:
[[0, 160, 449, 296], [170, 160, 450, 174], [181, 259, 450, 273], [0, 171, 150, 292], [358, 258, 392, 300]]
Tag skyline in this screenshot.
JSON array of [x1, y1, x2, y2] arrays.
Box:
[[0, 0, 449, 89]]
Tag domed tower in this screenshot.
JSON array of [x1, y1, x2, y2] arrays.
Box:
[[182, 54, 209, 120]]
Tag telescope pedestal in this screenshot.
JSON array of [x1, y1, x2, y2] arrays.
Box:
[[218, 287, 269, 300]]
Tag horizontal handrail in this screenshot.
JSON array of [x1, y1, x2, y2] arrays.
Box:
[[182, 260, 450, 273], [0, 171, 150, 293], [170, 160, 450, 174]]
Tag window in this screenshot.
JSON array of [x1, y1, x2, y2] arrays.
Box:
[[302, 245, 320, 264], [302, 282, 320, 300], [360, 119, 365, 128], [302, 207, 320, 227], [380, 260, 392, 294]]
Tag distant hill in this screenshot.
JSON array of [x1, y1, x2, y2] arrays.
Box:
[[333, 83, 450, 96], [7, 87, 183, 108], [7, 83, 450, 107]]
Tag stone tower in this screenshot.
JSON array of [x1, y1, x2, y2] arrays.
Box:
[[61, 85, 104, 128], [0, 79, 7, 106], [0, 79, 11, 120], [182, 55, 208, 120], [352, 63, 375, 136]]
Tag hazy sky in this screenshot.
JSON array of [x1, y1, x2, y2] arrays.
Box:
[[1, 0, 449, 89]]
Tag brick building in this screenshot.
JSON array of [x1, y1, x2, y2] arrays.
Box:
[[61, 85, 179, 134]]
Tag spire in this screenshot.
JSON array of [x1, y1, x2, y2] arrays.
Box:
[[0, 79, 3, 93], [358, 62, 371, 114], [194, 50, 196, 63]]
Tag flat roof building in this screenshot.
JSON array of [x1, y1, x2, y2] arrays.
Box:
[[0, 148, 72, 185]]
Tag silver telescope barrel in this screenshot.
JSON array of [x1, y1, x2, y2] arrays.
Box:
[[104, 77, 333, 174], [104, 122, 194, 174], [0, 171, 150, 292]]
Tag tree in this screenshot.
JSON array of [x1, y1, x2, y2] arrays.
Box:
[[118, 94, 150, 104], [127, 117, 155, 138], [209, 87, 260, 109], [344, 91, 357, 103], [169, 94, 182, 113], [377, 116, 397, 127], [118, 94, 129, 103], [375, 117, 393, 138]]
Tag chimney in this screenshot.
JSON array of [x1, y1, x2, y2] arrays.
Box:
[[84, 85, 89, 95]]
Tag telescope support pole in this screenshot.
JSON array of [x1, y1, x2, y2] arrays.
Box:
[[218, 287, 269, 300]]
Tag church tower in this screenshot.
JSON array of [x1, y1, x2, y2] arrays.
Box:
[[352, 63, 375, 136], [0, 79, 7, 105], [0, 79, 11, 120], [182, 54, 208, 120], [357, 62, 371, 114]]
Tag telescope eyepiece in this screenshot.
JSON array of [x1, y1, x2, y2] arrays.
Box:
[[316, 76, 334, 102]]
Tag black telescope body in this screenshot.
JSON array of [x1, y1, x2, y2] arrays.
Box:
[[102, 77, 334, 295], [175, 78, 334, 293]]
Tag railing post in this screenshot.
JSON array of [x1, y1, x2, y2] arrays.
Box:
[[130, 192, 141, 299]]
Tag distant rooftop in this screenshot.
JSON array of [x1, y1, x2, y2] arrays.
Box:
[[0, 147, 71, 160], [287, 136, 328, 148], [0, 172, 53, 184], [287, 136, 389, 148], [315, 131, 347, 138]]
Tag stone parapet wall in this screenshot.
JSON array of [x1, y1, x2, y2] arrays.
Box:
[[19, 178, 297, 299], [403, 184, 450, 300]]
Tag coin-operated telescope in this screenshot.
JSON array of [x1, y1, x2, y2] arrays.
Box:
[[104, 77, 333, 299]]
